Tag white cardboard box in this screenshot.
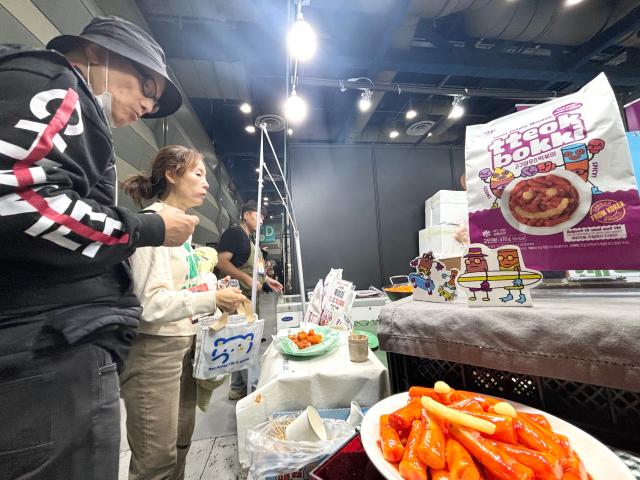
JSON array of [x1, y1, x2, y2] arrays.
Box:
[[428, 190, 468, 205], [425, 190, 468, 228], [419, 225, 463, 258], [430, 202, 468, 227]]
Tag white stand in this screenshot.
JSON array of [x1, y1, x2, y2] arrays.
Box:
[[244, 125, 307, 396], [253, 124, 307, 316]]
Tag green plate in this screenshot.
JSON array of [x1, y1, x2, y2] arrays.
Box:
[[353, 330, 379, 350], [277, 326, 341, 357]]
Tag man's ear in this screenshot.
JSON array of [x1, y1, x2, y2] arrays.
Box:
[[84, 42, 105, 65]]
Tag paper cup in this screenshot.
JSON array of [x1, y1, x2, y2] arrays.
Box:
[[348, 334, 369, 362], [284, 406, 327, 442], [346, 400, 364, 427]]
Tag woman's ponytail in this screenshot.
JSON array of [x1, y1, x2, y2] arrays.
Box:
[[121, 174, 156, 207]]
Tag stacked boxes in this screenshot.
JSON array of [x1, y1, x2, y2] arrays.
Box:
[[425, 190, 468, 227], [419, 190, 468, 258], [419, 225, 459, 258]]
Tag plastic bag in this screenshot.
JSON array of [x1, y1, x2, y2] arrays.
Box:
[[193, 299, 264, 379], [466, 73, 640, 270], [319, 278, 355, 329], [303, 278, 324, 324], [302, 269, 355, 329], [245, 416, 355, 480]]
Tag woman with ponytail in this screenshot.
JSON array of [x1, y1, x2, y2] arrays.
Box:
[[120, 145, 245, 480]]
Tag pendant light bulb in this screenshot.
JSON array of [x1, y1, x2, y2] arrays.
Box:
[[389, 130, 399, 139], [288, 14, 317, 61], [284, 88, 308, 123], [405, 109, 418, 120]]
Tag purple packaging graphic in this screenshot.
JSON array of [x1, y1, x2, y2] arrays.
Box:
[[465, 73, 640, 270]]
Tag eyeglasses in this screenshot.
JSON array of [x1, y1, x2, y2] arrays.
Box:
[[130, 62, 160, 114]]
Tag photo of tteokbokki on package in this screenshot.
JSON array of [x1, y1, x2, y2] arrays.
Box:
[[465, 73, 640, 270]]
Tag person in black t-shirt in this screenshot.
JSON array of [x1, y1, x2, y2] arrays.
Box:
[[217, 200, 283, 400], [216, 201, 283, 296]]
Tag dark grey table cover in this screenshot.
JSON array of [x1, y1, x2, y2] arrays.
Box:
[[378, 289, 640, 391]]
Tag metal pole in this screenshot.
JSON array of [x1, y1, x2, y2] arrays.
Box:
[[250, 126, 266, 309], [283, 0, 292, 294], [263, 129, 299, 226], [293, 230, 307, 315], [162, 117, 168, 146]]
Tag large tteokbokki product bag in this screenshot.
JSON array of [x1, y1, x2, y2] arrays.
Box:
[[465, 73, 640, 270]]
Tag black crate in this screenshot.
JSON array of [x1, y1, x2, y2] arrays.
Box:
[[387, 352, 640, 453]]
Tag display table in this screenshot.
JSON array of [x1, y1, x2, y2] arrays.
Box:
[[379, 289, 640, 390], [377, 288, 640, 451], [235, 332, 390, 466]]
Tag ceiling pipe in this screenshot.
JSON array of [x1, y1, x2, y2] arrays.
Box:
[[464, 0, 640, 47], [342, 4, 417, 144], [340, 0, 638, 144], [341, 0, 494, 143]]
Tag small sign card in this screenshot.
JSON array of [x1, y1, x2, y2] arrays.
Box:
[[409, 251, 459, 303], [456, 244, 543, 307]]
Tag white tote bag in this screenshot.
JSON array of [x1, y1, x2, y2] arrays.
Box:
[[193, 299, 264, 380]]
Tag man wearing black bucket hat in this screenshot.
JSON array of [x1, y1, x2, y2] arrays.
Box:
[[0, 16, 198, 480]]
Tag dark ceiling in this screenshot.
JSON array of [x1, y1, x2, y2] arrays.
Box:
[[136, 0, 640, 206]]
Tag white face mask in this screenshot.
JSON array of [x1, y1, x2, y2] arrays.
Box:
[[87, 53, 116, 129]]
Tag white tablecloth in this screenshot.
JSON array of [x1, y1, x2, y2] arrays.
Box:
[[235, 332, 390, 466]]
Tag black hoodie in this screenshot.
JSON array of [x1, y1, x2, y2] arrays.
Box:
[[0, 45, 164, 347]]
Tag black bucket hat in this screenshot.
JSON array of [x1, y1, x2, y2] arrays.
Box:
[[47, 15, 182, 118]]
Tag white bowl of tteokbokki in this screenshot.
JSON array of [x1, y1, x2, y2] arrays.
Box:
[[360, 382, 633, 480]]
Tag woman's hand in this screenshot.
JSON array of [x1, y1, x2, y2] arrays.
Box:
[[216, 287, 245, 312]]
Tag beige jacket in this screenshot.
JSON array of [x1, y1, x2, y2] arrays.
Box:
[[129, 201, 217, 336]]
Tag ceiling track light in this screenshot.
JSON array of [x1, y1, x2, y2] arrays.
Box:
[[405, 98, 418, 120], [389, 129, 399, 139], [358, 89, 373, 112], [448, 95, 465, 120], [245, 125, 256, 133], [239, 102, 252, 114]]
